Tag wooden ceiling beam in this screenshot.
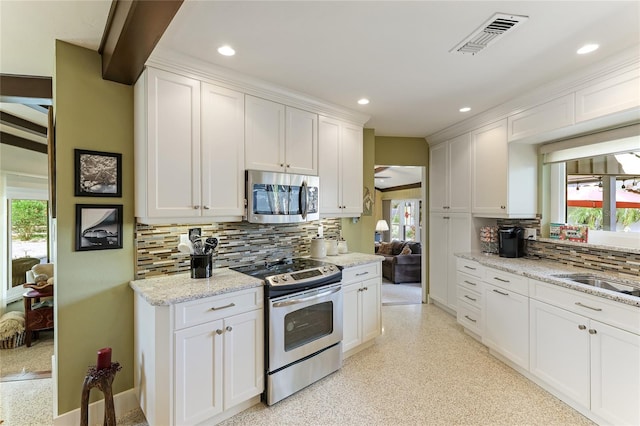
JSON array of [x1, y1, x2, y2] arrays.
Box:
[[99, 0, 183, 85], [0, 74, 52, 105], [0, 111, 47, 136], [1, 131, 48, 154]]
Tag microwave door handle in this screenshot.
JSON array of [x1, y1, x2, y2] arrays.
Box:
[[300, 180, 308, 220]]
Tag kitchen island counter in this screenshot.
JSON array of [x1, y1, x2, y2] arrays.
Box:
[[313, 252, 384, 269], [456, 252, 640, 308], [130, 268, 263, 306]]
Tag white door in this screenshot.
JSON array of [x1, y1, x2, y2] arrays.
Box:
[[429, 142, 448, 212], [447, 132, 471, 212], [361, 278, 381, 343], [201, 83, 245, 218], [174, 320, 223, 425], [245, 95, 285, 172], [529, 300, 590, 407], [285, 107, 317, 175], [340, 123, 363, 215], [590, 320, 640, 426], [428, 213, 449, 306], [472, 119, 508, 215], [341, 282, 362, 353], [224, 310, 264, 409], [318, 116, 341, 216], [146, 68, 201, 218]]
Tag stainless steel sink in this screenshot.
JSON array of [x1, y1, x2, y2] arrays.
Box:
[[554, 274, 640, 297]]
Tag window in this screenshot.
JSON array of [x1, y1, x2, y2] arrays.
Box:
[[390, 199, 420, 242]]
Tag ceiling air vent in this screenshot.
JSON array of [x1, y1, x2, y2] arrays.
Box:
[[450, 13, 529, 55]]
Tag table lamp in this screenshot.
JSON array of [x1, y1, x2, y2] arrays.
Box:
[[376, 220, 389, 242]]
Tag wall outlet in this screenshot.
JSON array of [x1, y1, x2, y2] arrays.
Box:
[[524, 228, 537, 240]]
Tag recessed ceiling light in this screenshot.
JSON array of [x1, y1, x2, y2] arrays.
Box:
[[358, 98, 370, 105], [217, 45, 236, 56], [577, 44, 599, 55], [459, 107, 471, 112]]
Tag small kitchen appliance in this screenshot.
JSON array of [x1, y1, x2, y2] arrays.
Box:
[[231, 258, 343, 405], [498, 226, 525, 258]]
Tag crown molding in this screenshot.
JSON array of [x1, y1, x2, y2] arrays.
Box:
[[147, 47, 371, 127], [426, 46, 640, 146]]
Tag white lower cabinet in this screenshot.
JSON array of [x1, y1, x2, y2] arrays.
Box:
[[342, 262, 381, 356], [134, 287, 264, 426], [530, 298, 640, 426], [482, 267, 529, 370], [455, 259, 484, 338]]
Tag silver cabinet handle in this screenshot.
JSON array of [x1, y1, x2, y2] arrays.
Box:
[[210, 302, 235, 311], [578, 325, 586, 330], [464, 280, 476, 286], [589, 329, 597, 335], [363, 287, 368, 291], [464, 265, 476, 270], [216, 329, 223, 335], [493, 289, 509, 296], [575, 302, 602, 312], [193, 205, 200, 209], [355, 271, 369, 276], [203, 205, 210, 210], [493, 277, 510, 283], [464, 315, 477, 323], [226, 326, 233, 332], [464, 295, 477, 302]]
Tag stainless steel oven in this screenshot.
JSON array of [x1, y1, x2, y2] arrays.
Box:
[[232, 258, 343, 405]]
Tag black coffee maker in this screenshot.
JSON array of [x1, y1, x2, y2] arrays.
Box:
[[498, 226, 525, 258]]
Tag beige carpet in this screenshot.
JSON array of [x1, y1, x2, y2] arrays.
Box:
[[381, 280, 422, 305], [0, 330, 53, 381]]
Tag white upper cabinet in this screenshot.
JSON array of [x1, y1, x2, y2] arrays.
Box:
[[318, 116, 363, 217], [429, 133, 471, 212], [135, 67, 245, 223], [507, 94, 575, 143], [245, 95, 318, 175], [575, 68, 640, 123], [471, 119, 537, 218]]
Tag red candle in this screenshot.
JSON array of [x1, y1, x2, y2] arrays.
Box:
[[97, 347, 112, 370]]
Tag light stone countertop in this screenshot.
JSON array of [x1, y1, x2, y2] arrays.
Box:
[[130, 252, 382, 306], [456, 252, 640, 308], [130, 268, 263, 306]]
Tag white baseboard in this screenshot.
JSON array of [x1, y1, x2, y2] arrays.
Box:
[[53, 387, 139, 426]]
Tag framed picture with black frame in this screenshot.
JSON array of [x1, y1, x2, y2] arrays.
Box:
[[75, 204, 123, 251], [74, 149, 122, 197]]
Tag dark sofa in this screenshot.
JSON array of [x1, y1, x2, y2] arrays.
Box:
[[375, 240, 422, 284]]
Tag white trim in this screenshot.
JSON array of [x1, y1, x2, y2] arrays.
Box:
[[542, 134, 640, 164], [147, 47, 370, 127], [53, 387, 139, 426]]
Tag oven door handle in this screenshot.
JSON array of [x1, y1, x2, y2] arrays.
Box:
[[300, 180, 308, 220], [272, 286, 340, 308]]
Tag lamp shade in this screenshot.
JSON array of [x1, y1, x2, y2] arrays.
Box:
[[375, 220, 389, 232]]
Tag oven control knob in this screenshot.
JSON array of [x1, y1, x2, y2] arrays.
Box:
[[329, 265, 335, 270], [322, 267, 328, 272], [281, 275, 288, 281], [271, 277, 279, 283]]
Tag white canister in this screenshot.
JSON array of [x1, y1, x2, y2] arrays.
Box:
[[325, 239, 338, 256], [338, 240, 348, 254], [310, 237, 326, 258]]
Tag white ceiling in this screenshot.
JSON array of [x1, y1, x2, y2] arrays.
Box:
[[375, 166, 423, 190], [1, 1, 639, 139]]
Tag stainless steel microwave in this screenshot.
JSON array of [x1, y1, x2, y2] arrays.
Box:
[[245, 170, 319, 224]]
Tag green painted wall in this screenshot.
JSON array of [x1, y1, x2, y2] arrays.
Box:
[[54, 41, 135, 414], [375, 136, 429, 166], [341, 128, 376, 253]]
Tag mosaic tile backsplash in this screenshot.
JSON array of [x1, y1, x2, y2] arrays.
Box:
[[135, 219, 341, 279]]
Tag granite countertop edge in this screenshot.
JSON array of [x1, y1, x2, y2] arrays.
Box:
[[131, 252, 383, 306], [455, 252, 640, 308]]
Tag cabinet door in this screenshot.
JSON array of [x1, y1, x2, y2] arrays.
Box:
[[472, 120, 508, 215], [245, 95, 285, 172], [285, 107, 318, 175], [201, 83, 245, 218], [447, 213, 472, 311], [145, 68, 201, 218], [447, 133, 471, 212], [318, 116, 341, 216], [483, 282, 529, 370], [342, 282, 362, 353], [590, 320, 640, 426], [174, 320, 224, 424], [340, 123, 363, 215], [224, 309, 264, 409], [575, 69, 640, 123], [361, 277, 381, 343], [429, 142, 448, 212], [529, 300, 590, 407], [428, 213, 449, 306]]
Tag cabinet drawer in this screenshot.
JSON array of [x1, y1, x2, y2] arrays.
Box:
[[457, 271, 483, 293], [530, 280, 640, 335], [173, 287, 263, 330], [456, 258, 483, 278], [342, 262, 380, 284], [484, 268, 528, 296], [457, 300, 482, 336], [457, 285, 482, 310]]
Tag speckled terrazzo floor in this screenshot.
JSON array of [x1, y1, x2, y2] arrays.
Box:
[[381, 280, 422, 305], [1, 304, 595, 426]]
